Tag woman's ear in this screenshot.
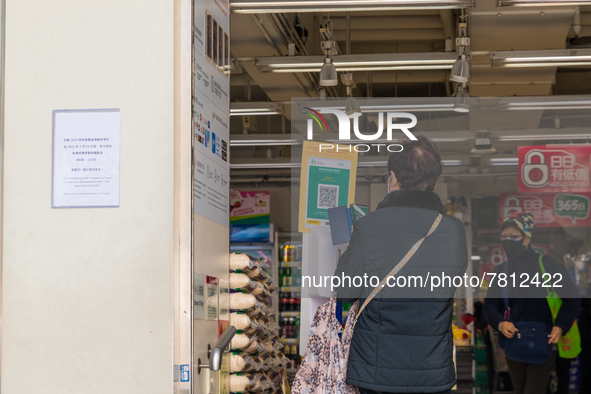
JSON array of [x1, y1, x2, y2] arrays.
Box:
[[523, 236, 531, 247]]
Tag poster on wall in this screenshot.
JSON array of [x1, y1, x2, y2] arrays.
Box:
[[230, 189, 270, 224], [52, 109, 120, 208], [193, 0, 230, 227], [298, 141, 358, 232], [518, 145, 591, 193], [500, 192, 591, 228]]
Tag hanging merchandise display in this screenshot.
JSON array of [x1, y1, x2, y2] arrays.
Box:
[[228, 253, 290, 392]]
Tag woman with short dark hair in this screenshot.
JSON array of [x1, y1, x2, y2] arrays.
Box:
[[335, 136, 468, 394]]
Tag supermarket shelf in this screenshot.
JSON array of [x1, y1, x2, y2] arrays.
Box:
[[280, 286, 301, 293], [280, 261, 302, 268], [280, 311, 301, 317], [282, 338, 300, 344]]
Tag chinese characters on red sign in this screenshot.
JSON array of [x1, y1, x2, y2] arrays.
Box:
[[519, 145, 591, 192], [500, 193, 591, 228]]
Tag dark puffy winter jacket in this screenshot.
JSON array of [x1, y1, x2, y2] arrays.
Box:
[[334, 189, 468, 393]]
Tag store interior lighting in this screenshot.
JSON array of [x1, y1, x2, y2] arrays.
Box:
[[230, 0, 475, 13], [497, 0, 591, 6], [320, 58, 338, 86], [489, 157, 519, 166], [230, 102, 283, 116], [495, 131, 591, 141], [255, 52, 458, 73], [492, 49, 591, 68], [453, 85, 470, 113], [230, 157, 468, 169], [498, 98, 591, 110]]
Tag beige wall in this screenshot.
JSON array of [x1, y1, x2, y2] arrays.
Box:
[[2, 1, 176, 393]]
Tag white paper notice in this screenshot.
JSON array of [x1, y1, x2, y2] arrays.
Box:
[[52, 109, 120, 208]]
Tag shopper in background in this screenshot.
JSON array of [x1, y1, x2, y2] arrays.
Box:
[[334, 136, 468, 394], [483, 213, 580, 394]]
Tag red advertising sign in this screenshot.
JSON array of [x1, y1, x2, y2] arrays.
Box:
[[518, 145, 591, 192], [500, 192, 591, 228]]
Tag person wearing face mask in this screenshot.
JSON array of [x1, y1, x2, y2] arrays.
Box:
[[334, 136, 468, 394], [483, 212, 580, 394]]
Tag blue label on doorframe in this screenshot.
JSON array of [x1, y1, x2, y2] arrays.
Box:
[[180, 364, 190, 382]]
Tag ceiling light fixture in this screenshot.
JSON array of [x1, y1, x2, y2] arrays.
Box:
[[496, 133, 591, 141], [489, 157, 519, 166], [230, 0, 475, 13], [498, 98, 591, 110], [492, 49, 591, 68], [450, 10, 470, 84], [319, 23, 339, 86], [230, 102, 283, 116], [453, 85, 470, 113], [230, 139, 301, 147], [320, 58, 338, 86], [255, 52, 457, 73], [498, 0, 591, 6]]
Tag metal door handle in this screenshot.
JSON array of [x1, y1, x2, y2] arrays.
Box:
[[198, 325, 236, 374]]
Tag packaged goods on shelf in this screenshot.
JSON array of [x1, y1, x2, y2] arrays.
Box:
[[229, 252, 290, 389], [229, 292, 273, 318], [230, 313, 279, 337], [230, 272, 272, 298], [229, 352, 265, 373], [231, 333, 256, 350], [229, 372, 278, 394], [229, 373, 264, 393]]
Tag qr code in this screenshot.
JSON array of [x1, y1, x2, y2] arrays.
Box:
[[318, 184, 339, 209]]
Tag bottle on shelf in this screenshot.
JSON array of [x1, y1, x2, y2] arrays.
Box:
[[290, 344, 298, 366], [283, 266, 292, 287], [278, 267, 284, 288], [293, 265, 302, 287], [279, 317, 286, 337], [287, 317, 295, 338], [280, 293, 288, 312]]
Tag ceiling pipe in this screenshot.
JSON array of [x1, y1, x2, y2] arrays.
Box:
[[331, 15, 442, 30], [332, 29, 445, 41]]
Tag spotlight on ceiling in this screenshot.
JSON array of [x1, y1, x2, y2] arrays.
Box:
[[345, 97, 361, 115], [320, 57, 338, 86], [453, 85, 470, 113], [450, 57, 469, 84]]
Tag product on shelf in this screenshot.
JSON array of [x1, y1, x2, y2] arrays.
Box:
[[231, 333, 253, 350], [229, 253, 288, 392], [230, 272, 271, 298], [229, 291, 273, 318], [229, 373, 264, 393], [229, 352, 264, 373]]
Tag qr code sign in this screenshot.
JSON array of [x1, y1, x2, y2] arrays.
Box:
[[318, 184, 339, 209]]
